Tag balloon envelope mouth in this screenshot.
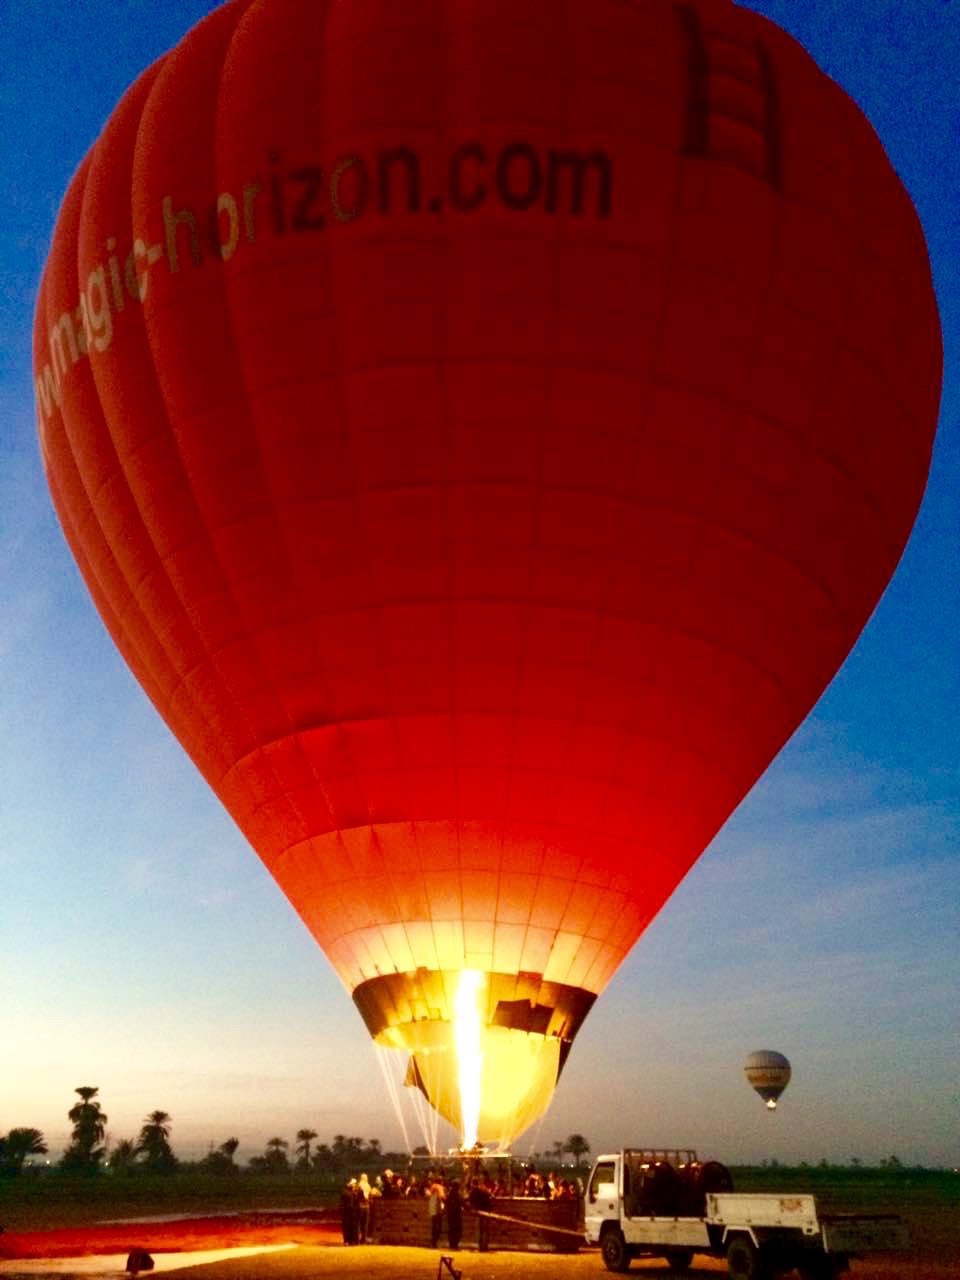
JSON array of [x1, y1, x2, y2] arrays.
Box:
[[403, 1020, 564, 1147], [353, 969, 595, 1147]]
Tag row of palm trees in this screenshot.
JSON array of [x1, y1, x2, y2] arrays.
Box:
[[61, 1086, 174, 1172], [240, 1133, 387, 1174], [3, 1086, 592, 1177], [0, 1087, 177, 1177], [551, 1134, 592, 1170], [212, 1132, 591, 1175]]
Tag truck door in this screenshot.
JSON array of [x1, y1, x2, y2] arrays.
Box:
[[585, 1157, 620, 1241]]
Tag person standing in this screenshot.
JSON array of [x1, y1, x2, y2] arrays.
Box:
[[428, 1177, 445, 1247], [339, 1179, 358, 1245], [356, 1172, 372, 1243], [469, 1177, 492, 1252], [446, 1180, 463, 1249]]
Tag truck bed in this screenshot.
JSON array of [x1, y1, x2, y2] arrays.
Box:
[[707, 1192, 820, 1234]]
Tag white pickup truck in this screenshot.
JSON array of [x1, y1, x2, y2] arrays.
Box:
[[584, 1148, 909, 1279]]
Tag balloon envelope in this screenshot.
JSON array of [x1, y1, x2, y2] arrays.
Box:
[[35, 0, 941, 1145]]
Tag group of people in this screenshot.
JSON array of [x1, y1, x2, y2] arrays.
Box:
[[338, 1164, 582, 1251], [338, 1168, 475, 1249]]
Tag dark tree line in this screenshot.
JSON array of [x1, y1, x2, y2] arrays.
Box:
[[6, 1088, 595, 1180], [0, 1086, 180, 1178], [3, 1091, 592, 1179]]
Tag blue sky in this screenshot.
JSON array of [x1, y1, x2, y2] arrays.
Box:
[[1, 0, 957, 1167]]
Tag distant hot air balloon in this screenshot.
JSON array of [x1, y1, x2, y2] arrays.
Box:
[[34, 0, 941, 1148], [745, 1050, 792, 1110]]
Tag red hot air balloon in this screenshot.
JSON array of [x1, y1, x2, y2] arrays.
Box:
[[34, 0, 941, 1147]]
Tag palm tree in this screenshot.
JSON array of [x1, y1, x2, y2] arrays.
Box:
[[1, 1128, 47, 1175], [108, 1139, 137, 1175], [295, 1129, 318, 1170], [136, 1110, 177, 1173], [202, 1136, 240, 1175], [551, 1140, 565, 1164], [564, 1133, 591, 1170], [264, 1137, 289, 1172], [62, 1086, 107, 1171]]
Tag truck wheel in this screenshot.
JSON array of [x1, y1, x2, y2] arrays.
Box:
[[601, 1228, 631, 1273], [726, 1236, 771, 1280], [666, 1247, 694, 1272]]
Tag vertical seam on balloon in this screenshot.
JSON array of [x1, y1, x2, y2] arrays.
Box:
[[648, 8, 710, 758], [140, 2, 343, 839], [718, 38, 857, 706], [141, 3, 270, 764], [498, 0, 574, 983], [44, 458, 166, 716], [52, 156, 181, 720], [552, 0, 611, 967], [585, 9, 781, 912], [79, 67, 227, 766], [69, 156, 184, 699], [530, 2, 682, 974], [438, 0, 463, 979], [212, 0, 323, 838], [314, 0, 400, 965], [708, 25, 799, 723], [127, 3, 285, 815], [215, 0, 344, 848], [564, 3, 696, 917], [664, 8, 784, 866], [836, 73, 900, 567], [676, 4, 709, 161], [342, 0, 425, 977], [756, 37, 782, 193]]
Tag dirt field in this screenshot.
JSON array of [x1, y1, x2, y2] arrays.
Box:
[[156, 1240, 960, 1280], [2, 1226, 958, 1280], [1, 1169, 956, 1279]]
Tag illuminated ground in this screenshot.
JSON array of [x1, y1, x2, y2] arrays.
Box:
[[2, 1242, 957, 1279], [2, 1197, 956, 1278], [159, 1242, 959, 1280]]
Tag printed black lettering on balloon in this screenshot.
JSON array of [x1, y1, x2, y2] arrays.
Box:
[[289, 167, 326, 231]]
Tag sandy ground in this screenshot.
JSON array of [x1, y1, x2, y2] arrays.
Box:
[[0, 1219, 339, 1261], [3, 1211, 956, 1279], [157, 1242, 960, 1280], [2, 1242, 955, 1280], [0, 1245, 296, 1277]]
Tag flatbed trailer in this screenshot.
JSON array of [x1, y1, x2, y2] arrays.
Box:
[[584, 1149, 909, 1278]]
